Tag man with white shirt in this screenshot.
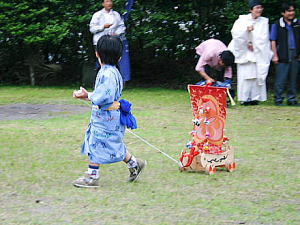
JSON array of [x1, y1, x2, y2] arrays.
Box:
[[90, 0, 131, 81]]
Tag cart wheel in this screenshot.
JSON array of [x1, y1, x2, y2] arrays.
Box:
[[213, 166, 217, 173], [232, 161, 236, 170], [205, 165, 215, 175], [226, 162, 234, 172]]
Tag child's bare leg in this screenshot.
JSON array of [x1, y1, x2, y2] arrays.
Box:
[[123, 151, 138, 167], [124, 151, 138, 167], [123, 151, 146, 182], [123, 152, 132, 163]]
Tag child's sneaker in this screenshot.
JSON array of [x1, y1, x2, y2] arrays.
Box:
[[73, 173, 99, 188], [128, 158, 146, 182]]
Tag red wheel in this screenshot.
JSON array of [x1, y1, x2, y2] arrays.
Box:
[[226, 163, 233, 172]]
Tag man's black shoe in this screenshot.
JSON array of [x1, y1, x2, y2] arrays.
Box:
[[240, 101, 250, 106], [250, 100, 259, 105]]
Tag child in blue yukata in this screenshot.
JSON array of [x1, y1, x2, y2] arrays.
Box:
[[72, 35, 146, 188]]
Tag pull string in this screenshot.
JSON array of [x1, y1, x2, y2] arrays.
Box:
[[77, 99, 183, 167], [125, 128, 183, 167]]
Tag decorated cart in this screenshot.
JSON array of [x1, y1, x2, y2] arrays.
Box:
[[179, 85, 236, 174]]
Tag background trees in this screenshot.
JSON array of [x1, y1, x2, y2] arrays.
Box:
[[0, 0, 298, 86], [0, 0, 100, 85]]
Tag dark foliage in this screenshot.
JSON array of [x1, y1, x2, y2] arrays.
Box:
[[0, 0, 298, 87]]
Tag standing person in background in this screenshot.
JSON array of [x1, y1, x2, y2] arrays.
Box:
[[228, 0, 273, 106], [90, 0, 131, 82], [270, 2, 300, 106]]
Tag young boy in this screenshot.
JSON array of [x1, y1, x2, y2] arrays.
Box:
[[73, 35, 146, 188]]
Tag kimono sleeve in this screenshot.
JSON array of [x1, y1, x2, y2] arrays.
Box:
[[230, 17, 249, 62], [231, 17, 248, 43], [254, 19, 270, 52], [89, 72, 117, 106]]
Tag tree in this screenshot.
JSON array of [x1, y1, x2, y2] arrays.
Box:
[[1, 0, 299, 86], [0, 0, 116, 85], [1, 0, 69, 85]]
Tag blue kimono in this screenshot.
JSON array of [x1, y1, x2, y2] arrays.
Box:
[[81, 65, 126, 164]]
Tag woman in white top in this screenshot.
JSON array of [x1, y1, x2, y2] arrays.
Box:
[[228, 0, 273, 105]]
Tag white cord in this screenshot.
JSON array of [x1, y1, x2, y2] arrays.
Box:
[[77, 98, 183, 167], [126, 129, 183, 167]]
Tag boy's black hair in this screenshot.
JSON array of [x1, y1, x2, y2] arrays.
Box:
[[96, 35, 123, 66], [281, 2, 296, 13], [220, 50, 235, 67]]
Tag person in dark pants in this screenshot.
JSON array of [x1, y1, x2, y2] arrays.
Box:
[[270, 2, 300, 106]]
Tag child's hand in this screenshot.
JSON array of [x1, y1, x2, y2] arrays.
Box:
[[73, 87, 88, 99]]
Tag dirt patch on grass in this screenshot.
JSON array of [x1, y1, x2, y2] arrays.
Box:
[[0, 103, 90, 120]]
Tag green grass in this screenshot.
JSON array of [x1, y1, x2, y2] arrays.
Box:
[[0, 86, 299, 225]]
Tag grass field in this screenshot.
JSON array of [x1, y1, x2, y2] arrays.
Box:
[[0, 86, 299, 225]]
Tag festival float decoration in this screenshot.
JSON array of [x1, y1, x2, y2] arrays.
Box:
[[179, 85, 236, 174]]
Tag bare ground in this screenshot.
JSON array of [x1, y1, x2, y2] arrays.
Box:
[[0, 103, 90, 120]]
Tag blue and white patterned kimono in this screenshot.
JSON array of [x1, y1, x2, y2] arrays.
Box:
[[81, 65, 126, 164]]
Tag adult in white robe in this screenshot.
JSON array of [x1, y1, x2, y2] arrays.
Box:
[[228, 3, 273, 105]]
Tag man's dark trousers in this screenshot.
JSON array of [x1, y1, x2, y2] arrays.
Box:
[[274, 49, 299, 104]]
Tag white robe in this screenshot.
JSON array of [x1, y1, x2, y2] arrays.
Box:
[[228, 14, 273, 102]]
